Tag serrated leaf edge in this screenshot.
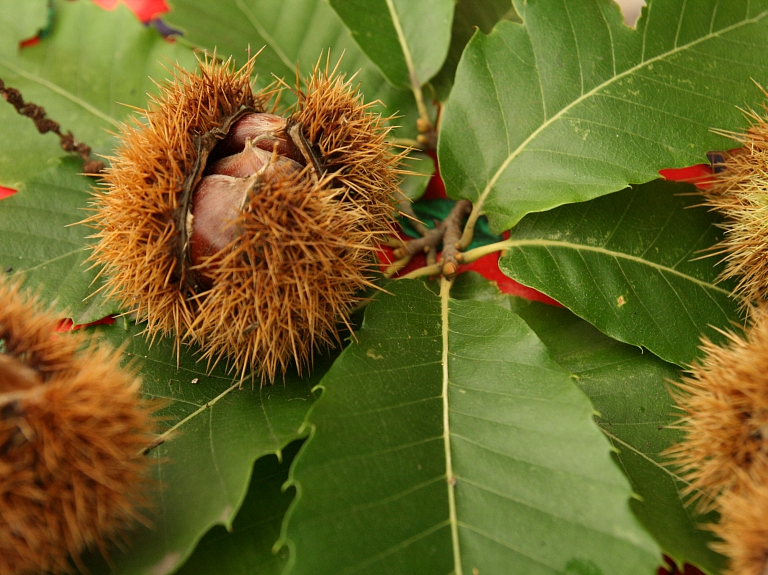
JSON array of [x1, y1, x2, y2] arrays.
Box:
[[465, 6, 768, 226]]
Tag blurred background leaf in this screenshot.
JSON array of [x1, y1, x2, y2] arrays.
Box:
[[0, 0, 196, 181], [429, 0, 518, 101], [0, 159, 114, 322], [163, 0, 420, 138], [328, 0, 454, 90]]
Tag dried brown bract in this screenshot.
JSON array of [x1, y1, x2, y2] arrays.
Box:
[[0, 278, 155, 575], [86, 55, 404, 382]]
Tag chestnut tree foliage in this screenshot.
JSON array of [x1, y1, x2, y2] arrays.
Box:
[[2, 0, 768, 573]]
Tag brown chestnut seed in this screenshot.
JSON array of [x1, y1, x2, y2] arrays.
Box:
[[211, 113, 302, 163], [189, 125, 305, 289], [189, 175, 252, 271], [208, 141, 301, 178]]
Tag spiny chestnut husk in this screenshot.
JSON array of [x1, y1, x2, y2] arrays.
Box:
[[87, 56, 403, 382], [0, 278, 155, 575], [710, 474, 768, 575], [666, 308, 768, 510], [666, 309, 768, 573], [705, 105, 768, 309]]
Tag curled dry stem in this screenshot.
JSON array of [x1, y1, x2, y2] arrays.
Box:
[[0, 78, 104, 174]]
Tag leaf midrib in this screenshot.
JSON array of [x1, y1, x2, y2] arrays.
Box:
[[151, 380, 241, 444], [601, 429, 689, 485], [440, 278, 463, 575], [0, 54, 119, 127], [505, 238, 732, 296], [234, 0, 294, 73], [474, 8, 768, 216], [384, 0, 417, 87]]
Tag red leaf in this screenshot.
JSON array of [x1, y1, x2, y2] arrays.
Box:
[[422, 150, 447, 200], [92, 0, 169, 23], [19, 37, 40, 48], [55, 316, 115, 333], [659, 164, 714, 189]]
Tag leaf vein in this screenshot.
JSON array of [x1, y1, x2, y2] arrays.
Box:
[[506, 238, 731, 295], [0, 55, 119, 127], [473, 8, 768, 218]]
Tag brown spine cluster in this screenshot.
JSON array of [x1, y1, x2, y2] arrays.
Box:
[[711, 479, 768, 575], [704, 106, 768, 310], [664, 98, 768, 573], [667, 308, 768, 575], [0, 278, 155, 574], [87, 56, 404, 382]]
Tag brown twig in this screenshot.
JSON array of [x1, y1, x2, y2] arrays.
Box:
[[439, 200, 471, 278], [384, 197, 435, 277], [426, 246, 437, 266], [385, 199, 472, 279], [400, 238, 514, 280], [393, 226, 444, 260], [384, 222, 442, 277], [0, 79, 104, 175]]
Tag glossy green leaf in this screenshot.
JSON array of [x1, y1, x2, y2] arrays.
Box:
[[0, 159, 114, 323], [439, 0, 768, 232], [163, 0, 419, 137], [430, 0, 518, 100], [173, 443, 301, 575], [449, 271, 724, 573], [399, 151, 435, 201], [0, 0, 74, 186], [281, 280, 660, 575], [78, 322, 328, 575], [328, 0, 453, 88], [498, 179, 741, 367], [510, 298, 725, 575], [0, 100, 62, 189]]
